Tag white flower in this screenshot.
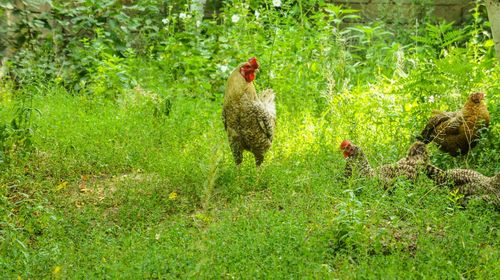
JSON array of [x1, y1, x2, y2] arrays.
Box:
[[428, 95, 435, 103], [273, 0, 281, 7], [162, 18, 169, 25], [231, 14, 240, 23], [218, 64, 229, 73], [179, 13, 187, 19], [196, 20, 202, 27], [190, 3, 203, 13], [255, 10, 260, 20]]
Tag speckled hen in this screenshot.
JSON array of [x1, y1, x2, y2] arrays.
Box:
[[426, 165, 499, 207], [340, 140, 429, 185], [222, 57, 276, 166]]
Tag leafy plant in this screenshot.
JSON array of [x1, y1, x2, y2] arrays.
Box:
[[447, 188, 465, 210], [0, 90, 38, 164], [412, 21, 468, 58]]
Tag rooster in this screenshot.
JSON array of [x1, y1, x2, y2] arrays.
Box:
[[222, 57, 276, 166], [425, 165, 499, 207], [418, 92, 490, 156], [340, 140, 429, 185]]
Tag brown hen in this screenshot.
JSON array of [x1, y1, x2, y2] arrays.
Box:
[[419, 92, 490, 156]]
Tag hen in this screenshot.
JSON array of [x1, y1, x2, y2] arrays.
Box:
[[426, 165, 500, 207], [222, 57, 276, 166], [340, 140, 429, 185], [418, 92, 490, 156]]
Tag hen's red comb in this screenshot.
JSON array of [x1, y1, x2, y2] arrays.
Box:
[[248, 57, 259, 69], [340, 140, 351, 150]]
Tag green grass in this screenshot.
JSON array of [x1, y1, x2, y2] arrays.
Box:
[[0, 80, 498, 278]]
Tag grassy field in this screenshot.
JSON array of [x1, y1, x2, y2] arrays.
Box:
[[1, 2, 499, 279], [1, 73, 498, 278]]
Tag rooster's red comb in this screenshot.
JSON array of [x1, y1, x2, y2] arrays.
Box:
[[248, 57, 259, 69], [340, 140, 351, 150]]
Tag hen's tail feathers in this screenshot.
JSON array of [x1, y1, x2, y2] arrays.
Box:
[[417, 128, 432, 144], [425, 164, 447, 185], [418, 127, 434, 144], [407, 141, 428, 159], [260, 89, 275, 116], [493, 173, 500, 188]]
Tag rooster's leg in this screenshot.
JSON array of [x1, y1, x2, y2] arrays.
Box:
[[254, 153, 264, 167], [230, 142, 243, 166], [253, 152, 265, 187]]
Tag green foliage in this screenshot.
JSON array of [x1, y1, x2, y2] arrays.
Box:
[[412, 21, 468, 58], [0, 0, 499, 278], [0, 85, 38, 164]]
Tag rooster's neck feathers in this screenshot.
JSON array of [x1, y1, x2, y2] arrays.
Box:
[[224, 68, 258, 103]]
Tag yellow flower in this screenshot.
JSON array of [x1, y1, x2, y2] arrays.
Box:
[[168, 191, 178, 200], [53, 266, 62, 275], [55, 181, 68, 191], [194, 213, 211, 223]]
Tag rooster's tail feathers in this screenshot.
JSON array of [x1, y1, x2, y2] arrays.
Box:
[[260, 89, 275, 103], [260, 89, 275, 116]]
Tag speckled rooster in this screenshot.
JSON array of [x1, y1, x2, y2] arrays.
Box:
[[426, 165, 500, 207], [340, 140, 429, 185], [222, 57, 276, 166]]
